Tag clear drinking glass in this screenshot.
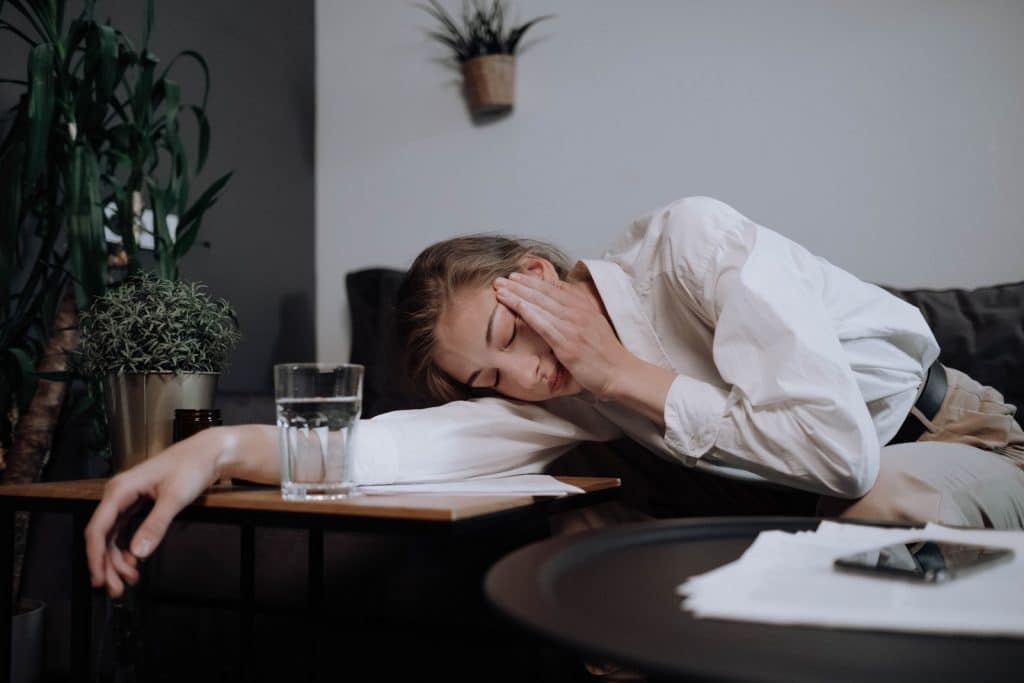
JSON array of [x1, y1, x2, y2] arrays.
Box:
[[274, 363, 364, 500]]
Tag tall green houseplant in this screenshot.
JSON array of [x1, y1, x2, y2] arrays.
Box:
[[1, 0, 231, 481]]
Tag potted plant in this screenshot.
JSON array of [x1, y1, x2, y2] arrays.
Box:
[[1, 0, 232, 486], [420, 0, 554, 115], [76, 273, 240, 472]]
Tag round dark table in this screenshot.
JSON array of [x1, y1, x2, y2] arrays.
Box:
[[484, 517, 1023, 682]]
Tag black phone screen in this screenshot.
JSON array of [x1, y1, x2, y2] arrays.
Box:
[[834, 540, 1014, 583]]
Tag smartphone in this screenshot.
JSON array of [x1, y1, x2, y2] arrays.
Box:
[[833, 540, 1014, 583]]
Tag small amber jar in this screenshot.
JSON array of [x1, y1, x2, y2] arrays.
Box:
[[172, 409, 222, 443]]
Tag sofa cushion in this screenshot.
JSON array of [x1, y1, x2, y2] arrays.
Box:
[[885, 281, 1024, 411], [346, 268, 430, 417]]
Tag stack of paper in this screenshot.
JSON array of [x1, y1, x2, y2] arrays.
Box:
[[677, 521, 1024, 637], [356, 474, 585, 497]]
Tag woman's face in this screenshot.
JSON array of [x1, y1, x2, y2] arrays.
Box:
[[433, 261, 583, 402]]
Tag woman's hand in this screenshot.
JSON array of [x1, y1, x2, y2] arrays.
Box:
[[495, 272, 678, 425], [84, 424, 278, 598], [494, 272, 634, 398]]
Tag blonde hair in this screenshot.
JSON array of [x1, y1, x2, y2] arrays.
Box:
[[395, 234, 571, 403]]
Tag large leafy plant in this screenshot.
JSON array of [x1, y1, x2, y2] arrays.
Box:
[[419, 0, 554, 63], [0, 0, 231, 478]]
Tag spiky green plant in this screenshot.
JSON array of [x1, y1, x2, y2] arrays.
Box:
[[419, 0, 554, 63], [1, 0, 232, 451], [77, 272, 240, 376]]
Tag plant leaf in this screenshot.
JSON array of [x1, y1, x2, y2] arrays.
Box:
[[147, 180, 176, 280], [161, 49, 210, 110], [173, 170, 232, 260], [159, 77, 181, 131], [24, 42, 55, 188], [0, 19, 38, 46], [188, 104, 210, 173], [95, 25, 118, 111], [7, 0, 50, 43], [66, 144, 107, 309], [131, 52, 158, 131], [0, 137, 25, 313], [506, 15, 555, 53], [142, 0, 154, 51]]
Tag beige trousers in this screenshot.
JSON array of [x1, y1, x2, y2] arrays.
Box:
[[826, 366, 1024, 528]]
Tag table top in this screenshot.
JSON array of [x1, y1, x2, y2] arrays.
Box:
[[0, 476, 620, 525], [485, 516, 1023, 683]]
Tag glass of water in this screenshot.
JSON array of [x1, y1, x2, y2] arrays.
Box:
[[274, 363, 364, 500]]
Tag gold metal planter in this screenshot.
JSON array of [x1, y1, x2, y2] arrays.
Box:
[[103, 372, 218, 472]]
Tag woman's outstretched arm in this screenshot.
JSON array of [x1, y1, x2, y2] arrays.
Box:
[[85, 424, 278, 598], [86, 395, 621, 598]]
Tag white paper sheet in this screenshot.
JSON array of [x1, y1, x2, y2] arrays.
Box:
[[355, 474, 585, 497], [677, 522, 1024, 637]]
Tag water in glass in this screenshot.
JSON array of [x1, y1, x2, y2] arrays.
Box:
[[277, 395, 362, 500]]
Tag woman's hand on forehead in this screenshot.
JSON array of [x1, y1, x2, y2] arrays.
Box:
[[493, 272, 631, 398]]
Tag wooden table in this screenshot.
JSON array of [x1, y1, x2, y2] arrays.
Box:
[[0, 476, 620, 682]]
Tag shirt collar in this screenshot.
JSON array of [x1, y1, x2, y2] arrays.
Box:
[[577, 259, 675, 371]]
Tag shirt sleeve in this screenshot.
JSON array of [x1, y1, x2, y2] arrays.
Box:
[[655, 197, 880, 498], [350, 396, 623, 484]]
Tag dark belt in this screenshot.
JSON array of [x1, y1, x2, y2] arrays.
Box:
[[888, 360, 948, 445]]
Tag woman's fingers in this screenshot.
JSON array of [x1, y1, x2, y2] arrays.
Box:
[[495, 275, 570, 318], [108, 541, 140, 587], [85, 476, 142, 587], [104, 552, 126, 599], [496, 287, 567, 349], [508, 272, 579, 306], [128, 495, 183, 560]]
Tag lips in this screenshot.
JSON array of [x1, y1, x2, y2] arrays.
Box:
[[549, 363, 564, 393]]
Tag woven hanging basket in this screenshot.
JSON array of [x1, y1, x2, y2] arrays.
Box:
[[462, 55, 516, 115]]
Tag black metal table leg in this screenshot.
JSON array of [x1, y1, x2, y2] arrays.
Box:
[[0, 507, 13, 683], [71, 512, 92, 682], [240, 523, 255, 681], [307, 527, 323, 682]]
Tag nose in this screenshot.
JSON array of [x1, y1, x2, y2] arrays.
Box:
[[507, 354, 543, 389]]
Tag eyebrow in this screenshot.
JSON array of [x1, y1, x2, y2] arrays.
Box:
[[464, 302, 500, 387]]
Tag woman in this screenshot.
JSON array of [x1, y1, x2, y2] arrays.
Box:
[[86, 196, 1024, 597]]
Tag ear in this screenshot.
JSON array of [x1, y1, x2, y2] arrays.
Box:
[[516, 254, 560, 282]]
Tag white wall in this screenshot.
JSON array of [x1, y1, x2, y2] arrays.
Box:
[[316, 0, 1024, 363]]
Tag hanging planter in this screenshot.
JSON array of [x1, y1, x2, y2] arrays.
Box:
[[462, 54, 516, 115], [420, 0, 553, 117]]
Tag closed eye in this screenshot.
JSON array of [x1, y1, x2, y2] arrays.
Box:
[[501, 315, 520, 351], [494, 315, 520, 387]]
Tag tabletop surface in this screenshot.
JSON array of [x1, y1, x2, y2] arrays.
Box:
[[0, 476, 620, 522], [485, 516, 1022, 683]]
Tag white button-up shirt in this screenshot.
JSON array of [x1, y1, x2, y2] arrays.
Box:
[[352, 197, 939, 497]]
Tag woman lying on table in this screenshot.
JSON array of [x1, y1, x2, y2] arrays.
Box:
[[86, 196, 1024, 597]]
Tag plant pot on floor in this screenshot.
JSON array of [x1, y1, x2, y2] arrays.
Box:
[[12, 599, 44, 683], [103, 372, 218, 472], [462, 55, 515, 115]]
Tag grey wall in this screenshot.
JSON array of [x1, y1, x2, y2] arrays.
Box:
[[1, 0, 316, 394], [316, 0, 1024, 364]]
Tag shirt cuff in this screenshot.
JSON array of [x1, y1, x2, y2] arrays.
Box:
[[663, 375, 729, 465], [350, 419, 401, 484]]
